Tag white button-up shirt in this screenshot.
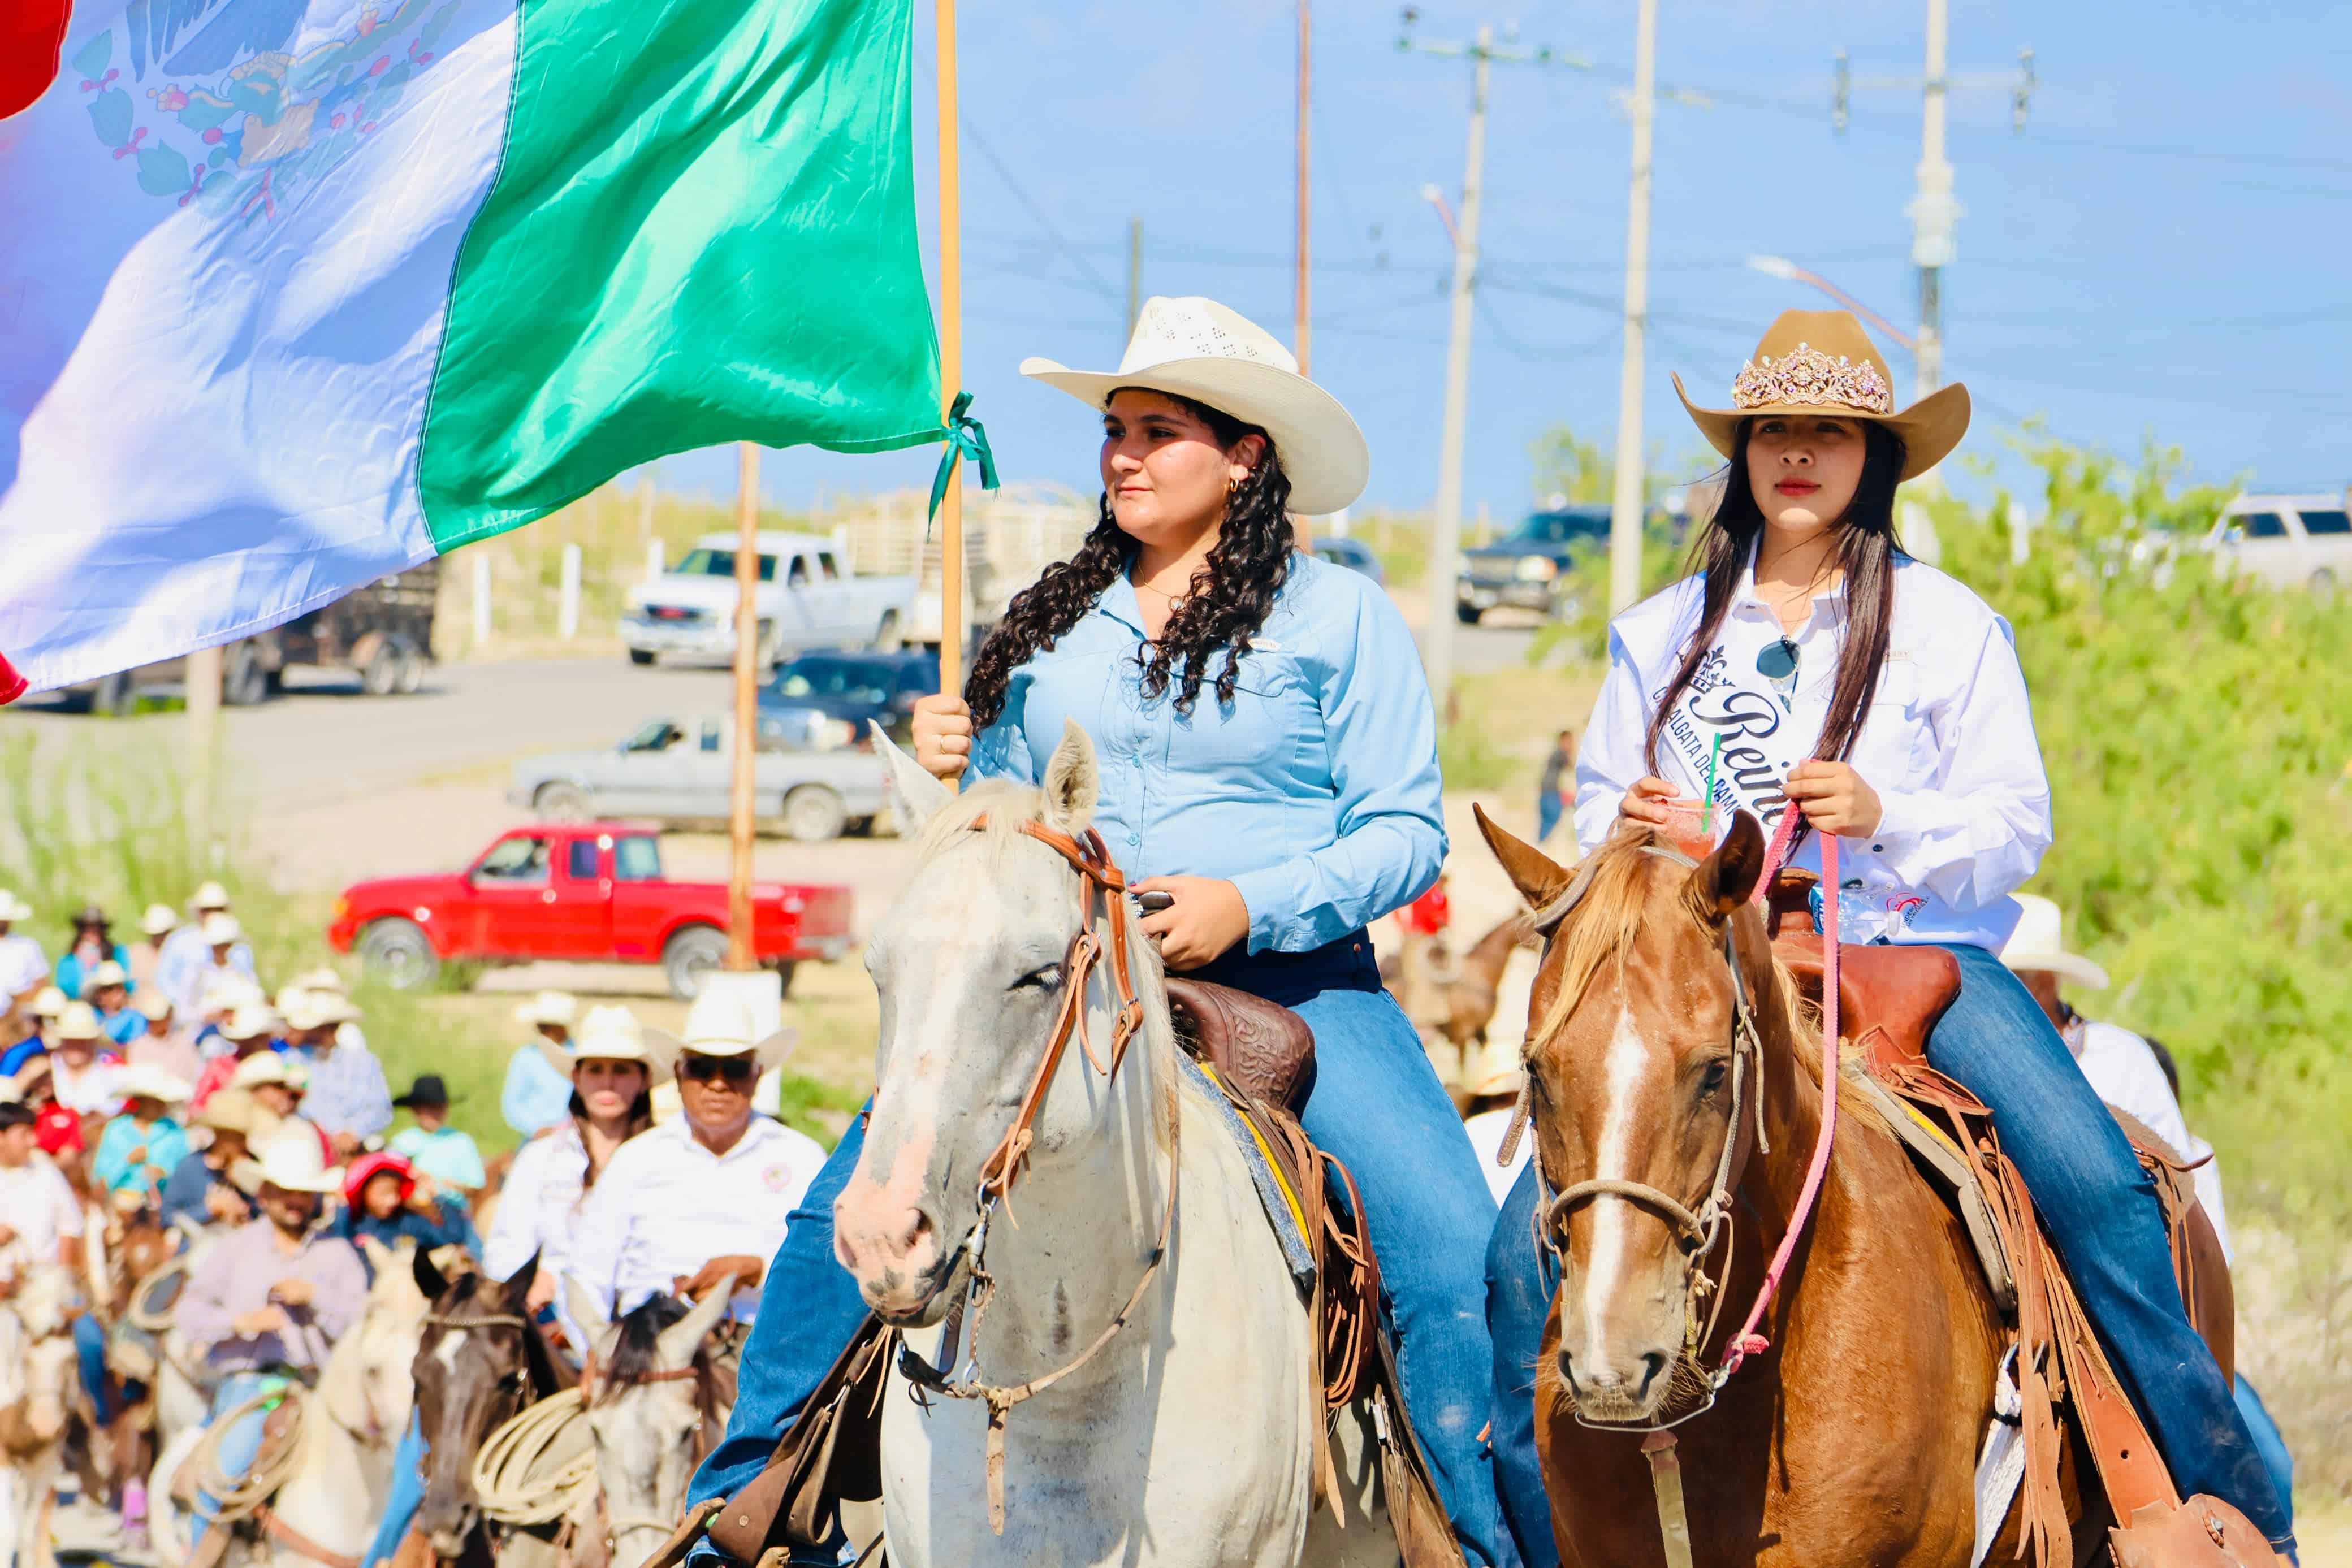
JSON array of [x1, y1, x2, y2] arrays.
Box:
[[564, 1115, 825, 1322], [0, 1155, 84, 1268], [481, 1122, 595, 1286], [0, 934, 47, 999], [1577, 551, 2052, 951]]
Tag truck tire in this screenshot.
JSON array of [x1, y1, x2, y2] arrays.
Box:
[[769, 960, 798, 999], [1454, 604, 1483, 626], [871, 610, 903, 651], [629, 649, 656, 666], [395, 648, 426, 693], [782, 785, 848, 843], [533, 782, 593, 822], [222, 643, 269, 705], [360, 644, 401, 696], [357, 919, 441, 990], [663, 925, 729, 1000]]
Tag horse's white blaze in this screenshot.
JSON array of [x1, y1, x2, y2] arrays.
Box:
[[1581, 998, 1653, 1361], [431, 1329, 466, 1374]]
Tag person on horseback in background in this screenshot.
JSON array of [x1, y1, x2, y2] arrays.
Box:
[[1482, 309, 2292, 1565], [689, 296, 1507, 1567]]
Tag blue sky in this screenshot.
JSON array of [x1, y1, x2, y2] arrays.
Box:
[[651, 0, 2352, 520]]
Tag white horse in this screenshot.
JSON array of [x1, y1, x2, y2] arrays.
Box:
[[565, 1280, 735, 1568], [149, 1239, 429, 1567], [830, 725, 1395, 1568], [0, 1257, 87, 1568]]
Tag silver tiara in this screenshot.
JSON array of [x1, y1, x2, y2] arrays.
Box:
[[1729, 343, 1893, 415]]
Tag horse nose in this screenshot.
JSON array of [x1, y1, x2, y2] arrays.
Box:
[[833, 1191, 940, 1276], [1556, 1348, 1668, 1398]]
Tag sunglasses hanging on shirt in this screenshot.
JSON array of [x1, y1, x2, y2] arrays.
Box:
[[1756, 638, 1801, 711]]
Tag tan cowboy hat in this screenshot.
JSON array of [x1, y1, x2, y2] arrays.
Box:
[[643, 989, 795, 1078], [1463, 1055, 1526, 1102], [139, 903, 179, 938], [132, 988, 175, 1023], [1673, 309, 1970, 483], [115, 1063, 192, 1106], [1999, 895, 2110, 991], [189, 881, 232, 913], [80, 960, 128, 997], [512, 990, 579, 1030], [221, 1003, 285, 1044], [0, 891, 32, 923], [278, 989, 357, 1032], [1021, 296, 1370, 515], [231, 1127, 342, 1195], [196, 1087, 260, 1138], [229, 1051, 308, 1093], [555, 1004, 670, 1085], [54, 1002, 105, 1043], [28, 985, 67, 1021], [198, 974, 263, 1017], [199, 912, 242, 947]]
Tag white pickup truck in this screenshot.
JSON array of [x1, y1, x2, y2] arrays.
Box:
[[619, 530, 916, 668]]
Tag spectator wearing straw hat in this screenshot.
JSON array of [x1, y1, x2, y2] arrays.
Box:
[[285, 989, 388, 1156], [173, 912, 257, 1021], [90, 1063, 193, 1197], [0, 890, 47, 1006], [82, 960, 143, 1047], [54, 906, 131, 1006], [48, 1003, 124, 1120], [161, 1088, 264, 1231], [190, 1002, 283, 1108], [388, 1075, 485, 1203], [128, 904, 178, 994], [126, 989, 198, 1084], [154, 881, 236, 1014], [0, 987, 59, 1079], [501, 991, 579, 1139]]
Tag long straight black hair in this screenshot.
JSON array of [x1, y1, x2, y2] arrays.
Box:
[[1642, 418, 1909, 786]]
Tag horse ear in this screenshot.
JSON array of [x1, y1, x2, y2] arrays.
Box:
[[1039, 720, 1098, 837], [412, 1245, 449, 1304], [500, 1249, 542, 1311], [563, 1276, 611, 1342], [658, 1275, 737, 1366], [1691, 811, 1768, 917], [877, 724, 954, 834], [1473, 804, 1574, 911]]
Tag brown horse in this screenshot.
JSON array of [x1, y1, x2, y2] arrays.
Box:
[[1475, 808, 2086, 1568], [411, 1249, 577, 1566]]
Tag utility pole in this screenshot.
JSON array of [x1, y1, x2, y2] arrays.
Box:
[[727, 441, 760, 971], [1294, 0, 1312, 378], [1606, 0, 1657, 616], [1402, 19, 1589, 721], [1126, 216, 1142, 340], [1835, 12, 2033, 479]]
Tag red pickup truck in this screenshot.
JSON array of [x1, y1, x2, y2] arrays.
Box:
[[327, 823, 853, 999]]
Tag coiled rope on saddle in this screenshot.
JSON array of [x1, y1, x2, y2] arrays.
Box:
[[472, 1388, 599, 1528], [180, 1384, 311, 1528]]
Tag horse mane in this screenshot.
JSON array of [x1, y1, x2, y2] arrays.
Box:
[[1534, 828, 1724, 1045]]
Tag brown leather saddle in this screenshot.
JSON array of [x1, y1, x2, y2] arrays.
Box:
[[1759, 871, 2260, 1568], [1163, 977, 1317, 1111]]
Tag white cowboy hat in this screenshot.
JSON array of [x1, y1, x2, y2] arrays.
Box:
[[189, 881, 232, 913], [80, 960, 129, 996], [132, 989, 175, 1023], [115, 1063, 192, 1106], [288, 967, 349, 997], [199, 974, 265, 1017], [228, 1051, 308, 1093], [28, 985, 68, 1020], [0, 891, 32, 923], [552, 1004, 670, 1085], [199, 912, 242, 947], [1020, 296, 1370, 516], [220, 1003, 284, 1043], [278, 989, 358, 1032], [1463, 1054, 1526, 1102], [231, 1128, 342, 1195], [54, 1002, 105, 1043], [642, 989, 795, 1078], [1999, 895, 2110, 991], [512, 990, 580, 1030], [139, 903, 179, 938]]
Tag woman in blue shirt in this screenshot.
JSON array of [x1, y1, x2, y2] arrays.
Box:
[[693, 298, 1505, 1563]]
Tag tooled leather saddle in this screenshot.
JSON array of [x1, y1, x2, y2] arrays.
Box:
[[1758, 869, 2259, 1568], [1162, 977, 1317, 1111]]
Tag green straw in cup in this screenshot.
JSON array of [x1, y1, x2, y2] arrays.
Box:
[[1701, 732, 1723, 836]]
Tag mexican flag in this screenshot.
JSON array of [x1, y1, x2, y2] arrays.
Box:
[[0, 0, 944, 699]]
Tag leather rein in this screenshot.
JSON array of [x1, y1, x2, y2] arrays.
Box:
[[894, 816, 1178, 1535]]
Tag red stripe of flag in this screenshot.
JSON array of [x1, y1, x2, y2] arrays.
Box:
[[1, 0, 75, 120]]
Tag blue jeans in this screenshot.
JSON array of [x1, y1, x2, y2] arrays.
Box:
[[71, 1314, 114, 1427], [2233, 1376, 2293, 1539], [1484, 942, 2293, 1562], [192, 1371, 288, 1543], [1535, 791, 1564, 846], [693, 934, 1510, 1566], [361, 1414, 426, 1567]]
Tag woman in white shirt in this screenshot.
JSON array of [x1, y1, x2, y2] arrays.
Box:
[[480, 1006, 656, 1320], [1483, 311, 2289, 1561]]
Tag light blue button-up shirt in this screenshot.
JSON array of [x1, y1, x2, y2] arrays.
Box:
[[969, 552, 1446, 955]]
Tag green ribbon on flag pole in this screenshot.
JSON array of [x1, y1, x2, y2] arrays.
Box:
[[928, 390, 1000, 529]]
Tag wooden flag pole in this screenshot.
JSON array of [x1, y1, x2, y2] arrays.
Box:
[[935, 0, 965, 700], [727, 440, 760, 969]]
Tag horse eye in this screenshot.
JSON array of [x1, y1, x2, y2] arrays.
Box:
[[1008, 964, 1061, 994], [1700, 1060, 1730, 1096]]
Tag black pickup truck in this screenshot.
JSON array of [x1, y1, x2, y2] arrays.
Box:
[[58, 560, 440, 713]]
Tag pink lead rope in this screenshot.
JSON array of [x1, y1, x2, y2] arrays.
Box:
[[1716, 810, 1839, 1380]]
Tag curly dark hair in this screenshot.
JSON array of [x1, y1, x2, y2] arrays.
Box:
[[963, 393, 1296, 730]]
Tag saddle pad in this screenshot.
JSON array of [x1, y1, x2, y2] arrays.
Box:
[[1178, 1054, 1317, 1294]]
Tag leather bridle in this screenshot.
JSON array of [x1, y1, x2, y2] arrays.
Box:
[[894, 815, 1177, 1535]]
